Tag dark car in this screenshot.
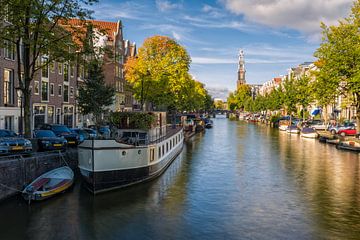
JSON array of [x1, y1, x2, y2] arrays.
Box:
[[33, 130, 67, 152], [39, 124, 79, 146], [88, 125, 110, 139], [0, 129, 32, 155], [71, 128, 98, 141]]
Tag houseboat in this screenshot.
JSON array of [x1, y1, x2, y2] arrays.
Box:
[[78, 112, 184, 194]]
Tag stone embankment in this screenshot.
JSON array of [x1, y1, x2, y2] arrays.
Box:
[[0, 150, 78, 202]]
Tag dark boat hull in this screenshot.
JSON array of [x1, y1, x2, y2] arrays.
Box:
[[81, 144, 183, 194]]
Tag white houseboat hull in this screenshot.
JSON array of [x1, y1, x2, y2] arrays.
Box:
[[300, 132, 318, 138], [78, 128, 184, 194]]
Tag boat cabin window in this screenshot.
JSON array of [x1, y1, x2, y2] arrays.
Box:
[[158, 147, 161, 158], [162, 145, 164, 156], [150, 149, 155, 162]]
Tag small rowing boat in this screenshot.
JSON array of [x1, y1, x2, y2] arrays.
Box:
[[300, 127, 318, 139], [22, 166, 74, 203], [336, 140, 360, 152]]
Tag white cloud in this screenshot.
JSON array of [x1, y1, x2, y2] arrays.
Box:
[[192, 57, 236, 64], [156, 0, 182, 12], [221, 0, 353, 36], [92, 2, 146, 20], [206, 87, 230, 101], [202, 4, 224, 18]]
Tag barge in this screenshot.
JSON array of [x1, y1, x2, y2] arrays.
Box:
[[78, 112, 184, 194]]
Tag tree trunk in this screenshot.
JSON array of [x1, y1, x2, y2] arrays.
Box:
[[23, 88, 31, 138], [323, 106, 329, 125], [356, 106, 360, 133]]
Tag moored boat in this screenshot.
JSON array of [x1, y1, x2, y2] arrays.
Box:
[[278, 120, 289, 131], [300, 127, 318, 138], [22, 166, 74, 202], [287, 125, 300, 134], [326, 138, 340, 145], [336, 140, 360, 152], [78, 112, 184, 194], [205, 119, 213, 128]]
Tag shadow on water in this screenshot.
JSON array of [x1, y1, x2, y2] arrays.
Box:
[[1, 119, 360, 239]]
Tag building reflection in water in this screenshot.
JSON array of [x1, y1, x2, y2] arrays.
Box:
[[277, 130, 360, 238]]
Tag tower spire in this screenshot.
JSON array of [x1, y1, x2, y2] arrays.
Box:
[[237, 49, 246, 90]]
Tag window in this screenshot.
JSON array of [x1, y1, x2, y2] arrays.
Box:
[[58, 85, 62, 96], [3, 69, 14, 105], [50, 61, 55, 73], [4, 40, 15, 60], [63, 85, 69, 102], [41, 81, 49, 101], [56, 108, 61, 124], [50, 83, 54, 96], [64, 63, 69, 82], [70, 64, 75, 78], [41, 57, 49, 78], [70, 87, 74, 98], [34, 81, 40, 95], [115, 65, 120, 78], [166, 142, 168, 152], [33, 105, 46, 129], [150, 149, 155, 162], [4, 116, 14, 131], [158, 147, 161, 158], [162, 145, 164, 156], [58, 63, 63, 74], [47, 106, 54, 124]]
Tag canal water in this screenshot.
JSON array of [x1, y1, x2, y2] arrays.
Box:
[[1, 118, 360, 240]]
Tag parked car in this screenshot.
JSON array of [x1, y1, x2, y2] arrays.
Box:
[[33, 130, 67, 152], [39, 124, 79, 146], [70, 128, 89, 142], [328, 122, 356, 135], [88, 125, 111, 139], [338, 127, 357, 137], [0, 129, 32, 155], [308, 120, 328, 130], [82, 128, 97, 138]]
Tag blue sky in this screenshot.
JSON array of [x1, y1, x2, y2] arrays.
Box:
[[91, 0, 353, 100]]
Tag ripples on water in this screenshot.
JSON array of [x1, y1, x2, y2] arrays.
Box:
[[0, 118, 360, 240]]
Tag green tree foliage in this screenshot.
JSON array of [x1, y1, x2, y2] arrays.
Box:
[[295, 75, 314, 120], [227, 85, 252, 111], [77, 60, 115, 124], [214, 100, 224, 110], [0, 0, 95, 136], [315, 0, 360, 130], [124, 35, 210, 112]]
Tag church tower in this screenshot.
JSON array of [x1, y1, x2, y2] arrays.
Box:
[[237, 49, 246, 90]]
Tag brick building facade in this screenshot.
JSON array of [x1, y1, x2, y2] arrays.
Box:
[[0, 19, 136, 133]]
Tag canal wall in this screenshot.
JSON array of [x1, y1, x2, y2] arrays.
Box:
[[0, 150, 78, 202]]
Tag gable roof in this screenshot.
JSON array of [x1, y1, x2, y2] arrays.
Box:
[[65, 19, 121, 42]]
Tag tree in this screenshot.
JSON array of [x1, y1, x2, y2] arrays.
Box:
[[315, 0, 360, 131], [124, 35, 192, 111], [282, 76, 298, 123], [214, 100, 224, 110], [311, 61, 339, 124], [0, 0, 95, 137], [77, 59, 115, 124], [295, 75, 314, 121], [227, 85, 252, 111]]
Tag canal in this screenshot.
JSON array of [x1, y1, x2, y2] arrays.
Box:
[[1, 118, 360, 239]]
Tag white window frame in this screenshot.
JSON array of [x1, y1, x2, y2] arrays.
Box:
[[34, 81, 40, 95]]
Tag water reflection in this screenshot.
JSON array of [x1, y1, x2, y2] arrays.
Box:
[[0, 119, 360, 239]]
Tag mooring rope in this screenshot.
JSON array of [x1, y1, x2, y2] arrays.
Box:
[[59, 151, 70, 167], [0, 182, 23, 193]]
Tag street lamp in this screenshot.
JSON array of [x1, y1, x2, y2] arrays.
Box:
[[15, 87, 23, 136]]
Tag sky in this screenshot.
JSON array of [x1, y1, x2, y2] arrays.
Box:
[[90, 0, 354, 100]]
